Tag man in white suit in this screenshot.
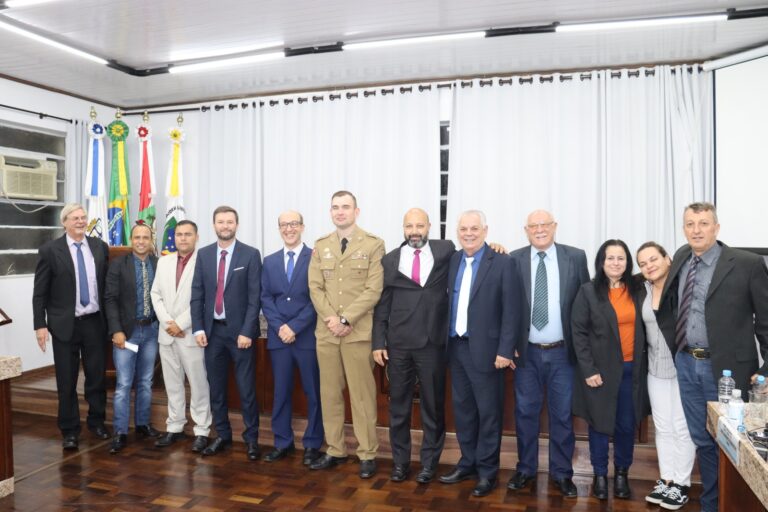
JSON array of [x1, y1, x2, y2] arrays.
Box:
[[150, 219, 212, 452]]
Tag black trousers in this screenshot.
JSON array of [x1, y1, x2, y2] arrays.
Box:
[[51, 313, 107, 436], [387, 343, 446, 469]]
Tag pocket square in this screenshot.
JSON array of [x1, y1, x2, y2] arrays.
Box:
[[233, 266, 245, 271]]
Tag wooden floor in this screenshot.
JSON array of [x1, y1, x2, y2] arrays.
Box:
[[2, 367, 702, 511]]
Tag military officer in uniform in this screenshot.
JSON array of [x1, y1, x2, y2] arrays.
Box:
[[308, 190, 385, 479]]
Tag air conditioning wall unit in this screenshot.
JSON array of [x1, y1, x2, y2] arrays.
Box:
[[0, 155, 58, 201]]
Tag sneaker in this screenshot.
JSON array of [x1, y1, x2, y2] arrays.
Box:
[[661, 483, 690, 510], [646, 479, 670, 504]]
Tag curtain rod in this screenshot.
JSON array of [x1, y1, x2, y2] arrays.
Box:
[[0, 103, 72, 123], [124, 64, 701, 115]]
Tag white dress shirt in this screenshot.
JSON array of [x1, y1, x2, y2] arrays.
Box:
[[66, 234, 99, 316], [398, 242, 434, 287]]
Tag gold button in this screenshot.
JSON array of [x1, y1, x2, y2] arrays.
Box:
[[339, 291, 342, 295], [339, 278, 342, 281], [339, 264, 343, 268]]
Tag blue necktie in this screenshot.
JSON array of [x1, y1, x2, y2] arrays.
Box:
[[74, 242, 90, 307], [286, 250, 295, 282]]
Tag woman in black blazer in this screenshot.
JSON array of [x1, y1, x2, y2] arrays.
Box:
[[571, 239, 649, 501]]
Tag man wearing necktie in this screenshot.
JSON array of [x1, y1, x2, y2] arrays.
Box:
[[104, 222, 160, 453], [372, 208, 455, 483], [507, 210, 589, 497], [656, 202, 768, 512], [308, 190, 385, 479], [191, 206, 262, 460], [33, 203, 111, 450], [260, 211, 323, 465], [439, 210, 522, 497]]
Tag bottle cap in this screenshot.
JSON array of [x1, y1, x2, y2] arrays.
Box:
[[723, 370, 732, 377], [758, 376, 766, 384]]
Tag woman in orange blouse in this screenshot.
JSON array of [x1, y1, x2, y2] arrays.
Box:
[[571, 240, 649, 501]]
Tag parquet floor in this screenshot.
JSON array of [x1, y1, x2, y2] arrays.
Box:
[[2, 411, 700, 511]]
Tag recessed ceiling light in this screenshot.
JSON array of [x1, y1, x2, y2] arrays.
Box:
[[0, 19, 107, 64], [343, 31, 485, 51]]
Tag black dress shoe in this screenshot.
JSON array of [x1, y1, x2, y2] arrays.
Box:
[[552, 477, 578, 498], [614, 467, 631, 499], [359, 459, 377, 479], [89, 424, 111, 440], [62, 434, 79, 450], [155, 431, 186, 447], [263, 444, 295, 462], [202, 437, 232, 456], [309, 453, 349, 470], [472, 478, 497, 497], [302, 447, 322, 465], [390, 463, 409, 482], [507, 471, 535, 490], [439, 467, 478, 484], [109, 434, 127, 454], [592, 475, 608, 500], [136, 424, 161, 438], [191, 436, 209, 453], [246, 442, 260, 461], [415, 467, 435, 484]]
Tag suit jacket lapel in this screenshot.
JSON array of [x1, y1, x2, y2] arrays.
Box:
[[521, 247, 532, 307], [597, 295, 621, 343], [707, 246, 735, 299], [556, 244, 570, 309], [173, 252, 197, 308], [55, 236, 76, 279], [469, 247, 493, 302], [663, 245, 690, 299], [224, 243, 240, 289]]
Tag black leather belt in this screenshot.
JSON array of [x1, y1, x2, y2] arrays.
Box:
[[529, 340, 564, 350], [451, 335, 469, 342], [682, 346, 711, 359], [135, 318, 154, 326], [213, 319, 228, 326], [75, 312, 99, 321]]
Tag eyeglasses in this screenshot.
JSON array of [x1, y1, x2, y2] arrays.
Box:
[[279, 221, 303, 230], [526, 221, 555, 230]]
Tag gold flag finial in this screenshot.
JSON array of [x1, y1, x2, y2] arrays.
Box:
[[115, 107, 123, 119], [177, 113, 184, 126], [142, 110, 150, 122], [89, 106, 98, 121]]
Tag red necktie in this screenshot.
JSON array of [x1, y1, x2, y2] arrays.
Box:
[[412, 249, 421, 284], [214, 250, 228, 315]]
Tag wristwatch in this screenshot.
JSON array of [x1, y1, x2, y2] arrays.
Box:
[[339, 316, 350, 326]]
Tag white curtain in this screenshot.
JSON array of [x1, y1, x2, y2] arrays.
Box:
[[448, 65, 713, 267], [194, 106, 263, 248], [261, 85, 441, 256], [65, 119, 89, 205]]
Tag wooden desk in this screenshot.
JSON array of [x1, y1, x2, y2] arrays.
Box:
[[0, 355, 22, 498], [707, 402, 768, 511]]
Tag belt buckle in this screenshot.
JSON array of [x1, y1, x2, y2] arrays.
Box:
[[691, 348, 707, 360]]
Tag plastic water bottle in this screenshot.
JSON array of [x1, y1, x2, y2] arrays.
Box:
[[752, 375, 768, 403], [719, 369, 736, 403], [727, 389, 745, 430]]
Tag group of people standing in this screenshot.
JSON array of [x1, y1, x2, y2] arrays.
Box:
[[32, 193, 767, 512]]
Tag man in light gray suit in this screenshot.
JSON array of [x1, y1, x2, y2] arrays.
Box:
[[151, 220, 211, 453], [507, 210, 590, 498]]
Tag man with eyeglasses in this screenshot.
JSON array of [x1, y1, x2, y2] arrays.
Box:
[[507, 210, 589, 498], [260, 211, 323, 465]]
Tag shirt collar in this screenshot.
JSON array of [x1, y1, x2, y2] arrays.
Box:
[[218, 239, 236, 255], [66, 234, 86, 247], [284, 242, 304, 255], [402, 241, 430, 255], [463, 244, 486, 263], [178, 251, 194, 264], [530, 243, 557, 261], [695, 242, 721, 266]]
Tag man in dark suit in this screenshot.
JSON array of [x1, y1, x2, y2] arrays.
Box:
[[507, 210, 589, 497], [372, 208, 455, 484], [657, 202, 768, 512], [33, 203, 111, 449], [191, 205, 262, 460], [260, 210, 323, 465], [104, 222, 160, 453], [439, 210, 521, 497]]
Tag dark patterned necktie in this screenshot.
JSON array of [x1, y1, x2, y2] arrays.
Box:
[[74, 242, 89, 307], [141, 260, 151, 317], [531, 252, 548, 330], [341, 238, 348, 254], [675, 256, 701, 351]]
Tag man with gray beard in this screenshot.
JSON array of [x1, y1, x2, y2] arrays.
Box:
[[372, 208, 455, 484]]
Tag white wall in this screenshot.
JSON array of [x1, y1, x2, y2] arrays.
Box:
[[715, 56, 768, 248], [0, 76, 109, 371]]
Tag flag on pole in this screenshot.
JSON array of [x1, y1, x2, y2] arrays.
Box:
[[84, 121, 108, 243], [106, 119, 131, 246], [136, 123, 157, 235], [161, 126, 187, 254]]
